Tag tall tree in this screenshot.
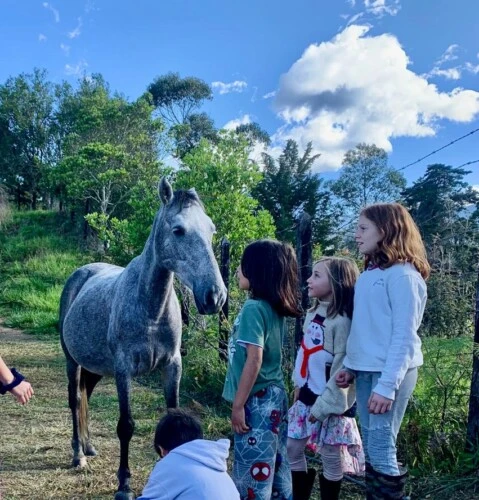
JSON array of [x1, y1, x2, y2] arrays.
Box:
[[0, 68, 57, 208], [253, 140, 334, 246], [402, 163, 479, 250], [403, 164, 479, 338], [53, 75, 164, 243], [235, 122, 271, 147], [147, 72, 217, 158], [330, 143, 406, 218]]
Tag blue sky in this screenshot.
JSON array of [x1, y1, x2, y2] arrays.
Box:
[[1, 0, 478, 187]]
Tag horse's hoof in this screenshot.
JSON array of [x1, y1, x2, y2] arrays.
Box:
[[72, 456, 87, 468], [114, 491, 134, 500], [84, 444, 98, 456]]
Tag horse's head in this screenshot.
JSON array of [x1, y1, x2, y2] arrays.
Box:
[[155, 178, 227, 314]]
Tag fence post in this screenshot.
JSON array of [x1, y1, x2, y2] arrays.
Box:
[[179, 284, 190, 356], [295, 212, 312, 348], [466, 269, 479, 452], [218, 237, 230, 362]]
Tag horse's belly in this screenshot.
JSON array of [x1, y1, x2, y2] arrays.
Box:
[[62, 295, 115, 376]]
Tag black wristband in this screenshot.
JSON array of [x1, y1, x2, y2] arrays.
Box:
[[0, 368, 25, 395]]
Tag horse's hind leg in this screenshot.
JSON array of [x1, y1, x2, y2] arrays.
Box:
[[114, 371, 135, 500], [81, 368, 102, 456], [66, 358, 87, 468], [162, 353, 182, 408]]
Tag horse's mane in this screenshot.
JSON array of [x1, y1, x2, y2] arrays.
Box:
[[170, 189, 204, 211]]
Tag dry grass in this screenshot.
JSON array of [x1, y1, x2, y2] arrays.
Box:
[[0, 327, 162, 500], [2, 325, 477, 499]]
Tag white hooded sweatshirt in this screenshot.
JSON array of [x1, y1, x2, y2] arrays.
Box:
[[137, 438, 239, 500]]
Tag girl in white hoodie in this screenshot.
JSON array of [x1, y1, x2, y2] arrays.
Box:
[[336, 203, 430, 499]]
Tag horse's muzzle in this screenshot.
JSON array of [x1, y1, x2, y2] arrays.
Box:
[[195, 284, 227, 315]]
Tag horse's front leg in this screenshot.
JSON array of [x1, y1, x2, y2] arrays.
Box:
[[114, 370, 135, 500], [162, 353, 182, 408]]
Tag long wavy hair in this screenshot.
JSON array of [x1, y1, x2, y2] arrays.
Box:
[[309, 257, 359, 319], [241, 239, 302, 317], [361, 203, 430, 279]]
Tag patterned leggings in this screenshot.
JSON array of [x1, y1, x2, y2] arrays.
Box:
[[233, 384, 292, 500]]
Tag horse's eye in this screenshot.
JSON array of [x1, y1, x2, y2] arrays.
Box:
[[172, 226, 185, 236]]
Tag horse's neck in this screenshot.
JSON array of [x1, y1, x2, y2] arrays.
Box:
[[136, 231, 175, 321]]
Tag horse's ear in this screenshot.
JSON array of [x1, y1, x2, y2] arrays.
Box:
[[158, 177, 173, 205]]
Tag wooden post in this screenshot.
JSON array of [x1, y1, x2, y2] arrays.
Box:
[[295, 212, 312, 348], [218, 238, 230, 362], [466, 269, 479, 452]]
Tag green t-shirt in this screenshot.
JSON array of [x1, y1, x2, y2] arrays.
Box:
[[222, 299, 286, 403]]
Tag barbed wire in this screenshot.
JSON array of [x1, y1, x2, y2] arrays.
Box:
[[395, 128, 479, 173]]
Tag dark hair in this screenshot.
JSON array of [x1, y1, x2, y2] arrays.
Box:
[[309, 257, 359, 319], [154, 409, 203, 454], [241, 239, 302, 317], [361, 203, 430, 279]]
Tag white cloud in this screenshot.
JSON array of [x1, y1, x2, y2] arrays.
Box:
[[60, 43, 70, 56], [263, 91, 277, 99], [428, 67, 462, 80], [465, 62, 479, 74], [272, 25, 479, 171], [345, 0, 400, 23], [65, 60, 88, 76], [223, 114, 252, 130], [472, 185, 479, 193], [42, 2, 60, 23], [363, 0, 401, 17], [212, 80, 248, 95], [68, 17, 82, 39], [436, 44, 460, 66], [38, 33, 47, 42]]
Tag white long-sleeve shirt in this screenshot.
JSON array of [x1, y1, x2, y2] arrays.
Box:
[[343, 262, 427, 401]]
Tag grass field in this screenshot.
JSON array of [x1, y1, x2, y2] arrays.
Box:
[[1, 210, 479, 499]]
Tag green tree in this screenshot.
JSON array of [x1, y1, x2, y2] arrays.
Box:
[[331, 143, 406, 217], [147, 72, 217, 158], [235, 122, 271, 147], [0, 68, 57, 208], [147, 72, 212, 125], [52, 75, 164, 247], [175, 131, 276, 264], [253, 140, 335, 246], [403, 164, 479, 338], [402, 163, 479, 250]]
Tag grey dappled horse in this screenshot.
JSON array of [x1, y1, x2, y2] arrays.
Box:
[[59, 178, 227, 499]]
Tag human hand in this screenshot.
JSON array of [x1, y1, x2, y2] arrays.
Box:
[[368, 392, 393, 414], [10, 380, 34, 405], [308, 414, 318, 423], [231, 406, 250, 434], [293, 387, 300, 403], [336, 370, 354, 388]]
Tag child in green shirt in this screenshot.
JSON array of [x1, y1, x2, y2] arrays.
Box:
[[223, 239, 301, 500]]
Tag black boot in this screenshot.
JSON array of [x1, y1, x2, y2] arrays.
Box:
[[319, 473, 341, 500], [292, 469, 316, 500], [366, 463, 409, 500]]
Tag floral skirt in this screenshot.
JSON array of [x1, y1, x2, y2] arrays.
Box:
[[287, 400, 365, 475]]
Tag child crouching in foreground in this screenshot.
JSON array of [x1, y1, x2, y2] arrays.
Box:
[[137, 409, 239, 500]]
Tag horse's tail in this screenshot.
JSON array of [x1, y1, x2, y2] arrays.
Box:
[[78, 368, 89, 446]]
